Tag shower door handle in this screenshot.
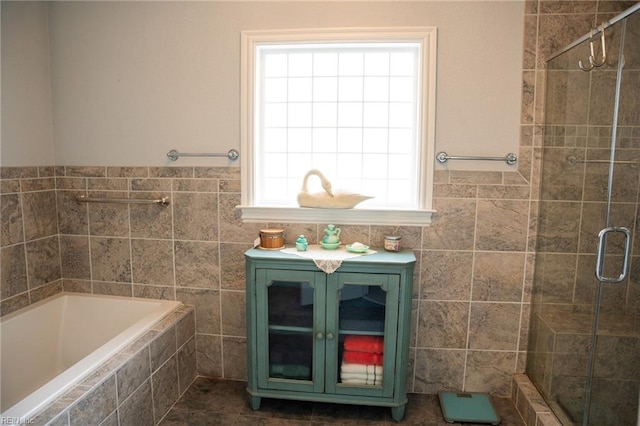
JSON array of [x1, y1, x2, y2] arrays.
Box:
[[595, 226, 632, 283]]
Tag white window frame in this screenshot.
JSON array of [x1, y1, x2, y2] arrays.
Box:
[[239, 27, 437, 226]]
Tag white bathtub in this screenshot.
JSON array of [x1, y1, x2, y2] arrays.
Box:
[[0, 292, 181, 421]]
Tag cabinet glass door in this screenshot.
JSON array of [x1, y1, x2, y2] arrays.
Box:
[[327, 273, 399, 397], [256, 269, 325, 393]]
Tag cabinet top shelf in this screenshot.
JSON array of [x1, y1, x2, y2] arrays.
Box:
[[245, 247, 416, 266]]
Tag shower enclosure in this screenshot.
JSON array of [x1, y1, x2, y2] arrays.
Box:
[[527, 3, 640, 425]]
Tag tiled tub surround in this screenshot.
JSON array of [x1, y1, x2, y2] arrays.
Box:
[[1, 293, 182, 419], [26, 300, 195, 426], [0, 165, 536, 401]]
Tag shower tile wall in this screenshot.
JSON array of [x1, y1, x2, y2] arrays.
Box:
[[0, 165, 534, 397]]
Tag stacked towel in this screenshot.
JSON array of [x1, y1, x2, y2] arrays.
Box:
[[343, 350, 383, 365], [340, 335, 384, 386], [343, 335, 384, 353]]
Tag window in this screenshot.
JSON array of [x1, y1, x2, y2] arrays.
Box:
[[240, 28, 436, 225]]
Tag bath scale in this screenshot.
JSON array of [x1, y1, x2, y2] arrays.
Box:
[[438, 392, 501, 425]]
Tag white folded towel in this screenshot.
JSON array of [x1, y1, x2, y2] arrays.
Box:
[[342, 377, 383, 386], [340, 372, 381, 380], [340, 362, 383, 375]]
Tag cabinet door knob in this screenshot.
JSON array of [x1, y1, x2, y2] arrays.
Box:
[[316, 332, 324, 340], [326, 332, 334, 340]]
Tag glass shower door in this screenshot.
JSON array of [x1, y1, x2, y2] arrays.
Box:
[[586, 10, 640, 426], [528, 6, 640, 425]]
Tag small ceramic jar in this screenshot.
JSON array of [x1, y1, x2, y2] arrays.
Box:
[[384, 235, 402, 252]]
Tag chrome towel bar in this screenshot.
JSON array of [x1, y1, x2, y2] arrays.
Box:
[[567, 156, 637, 166], [167, 149, 239, 161], [76, 195, 170, 206], [436, 151, 517, 165]]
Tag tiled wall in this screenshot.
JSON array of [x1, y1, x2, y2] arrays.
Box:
[[1, 166, 62, 306], [0, 165, 535, 397]]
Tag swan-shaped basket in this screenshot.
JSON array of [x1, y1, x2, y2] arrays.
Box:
[[297, 169, 373, 209]]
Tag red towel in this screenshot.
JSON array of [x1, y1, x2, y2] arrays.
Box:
[[343, 335, 384, 354], [343, 350, 383, 366]]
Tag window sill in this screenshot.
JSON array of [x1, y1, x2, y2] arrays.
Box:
[[237, 206, 434, 226]]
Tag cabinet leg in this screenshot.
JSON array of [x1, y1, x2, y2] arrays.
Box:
[[391, 404, 405, 422], [250, 395, 261, 410]]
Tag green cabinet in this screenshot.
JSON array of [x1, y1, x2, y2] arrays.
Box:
[[245, 248, 415, 421]]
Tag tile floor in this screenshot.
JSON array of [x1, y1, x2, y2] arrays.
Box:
[[160, 378, 526, 425]]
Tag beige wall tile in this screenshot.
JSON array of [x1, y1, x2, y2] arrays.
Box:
[[468, 303, 522, 351], [1, 194, 24, 246], [174, 241, 220, 289], [131, 239, 175, 287]]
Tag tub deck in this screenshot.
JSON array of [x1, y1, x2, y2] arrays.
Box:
[[0, 293, 193, 424]]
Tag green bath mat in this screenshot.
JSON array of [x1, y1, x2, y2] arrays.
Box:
[[438, 392, 501, 425]]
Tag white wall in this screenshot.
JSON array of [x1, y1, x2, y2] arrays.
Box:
[[1, 1, 55, 167], [6, 1, 524, 170]]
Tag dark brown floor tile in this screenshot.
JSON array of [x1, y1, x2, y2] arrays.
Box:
[[162, 378, 525, 426], [236, 415, 311, 425], [310, 402, 396, 424], [160, 407, 239, 425], [402, 394, 451, 425], [171, 378, 248, 414], [245, 397, 314, 420]]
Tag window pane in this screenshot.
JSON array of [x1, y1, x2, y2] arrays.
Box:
[[362, 179, 387, 200], [363, 128, 388, 153], [264, 53, 288, 77], [313, 77, 338, 101], [264, 154, 288, 177], [265, 78, 287, 102], [339, 178, 365, 194], [264, 104, 287, 127], [362, 154, 388, 177], [288, 128, 312, 151], [387, 180, 413, 205], [311, 154, 337, 176], [389, 103, 413, 128], [390, 52, 415, 76], [388, 154, 413, 179], [262, 178, 289, 202], [288, 103, 312, 127], [337, 154, 363, 178], [389, 128, 414, 153], [364, 52, 389, 75], [264, 128, 287, 152], [289, 53, 312, 76], [338, 52, 363, 75], [337, 128, 363, 152], [288, 77, 312, 102], [313, 52, 338, 76], [312, 128, 337, 152], [338, 77, 363, 102], [364, 76, 389, 102], [313, 103, 337, 127], [389, 77, 414, 102], [363, 103, 389, 127], [338, 103, 362, 127], [288, 153, 313, 177]]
